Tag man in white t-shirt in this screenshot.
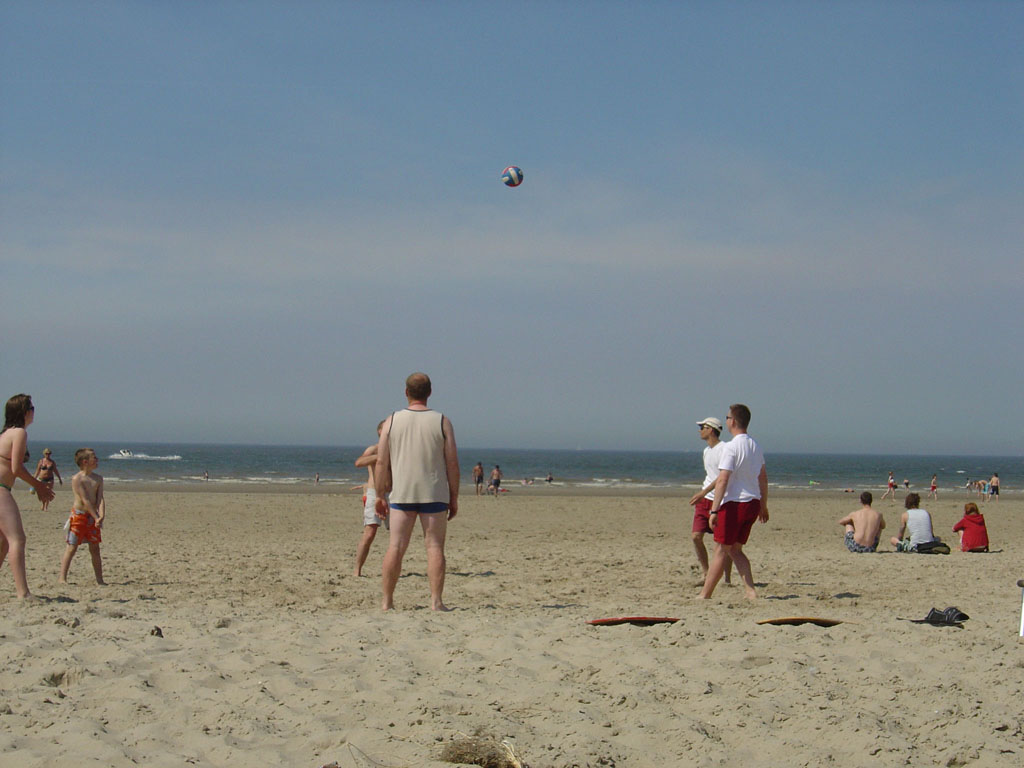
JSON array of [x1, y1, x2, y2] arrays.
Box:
[[687, 417, 732, 584], [698, 403, 768, 600]]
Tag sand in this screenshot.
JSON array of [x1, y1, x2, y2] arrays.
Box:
[[2, 485, 1022, 767]]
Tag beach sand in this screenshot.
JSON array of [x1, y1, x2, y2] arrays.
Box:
[[2, 486, 1022, 767]]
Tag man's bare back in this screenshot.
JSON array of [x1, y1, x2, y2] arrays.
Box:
[[839, 504, 885, 547]]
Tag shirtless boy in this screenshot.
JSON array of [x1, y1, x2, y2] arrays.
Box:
[[59, 448, 105, 585], [838, 492, 885, 553], [353, 420, 389, 577]]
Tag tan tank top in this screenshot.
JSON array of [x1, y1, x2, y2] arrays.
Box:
[[388, 409, 448, 504]]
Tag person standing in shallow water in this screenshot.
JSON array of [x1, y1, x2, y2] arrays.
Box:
[[1, 394, 56, 599], [376, 373, 460, 611]]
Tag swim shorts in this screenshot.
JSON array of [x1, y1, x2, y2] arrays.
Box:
[[692, 497, 713, 534], [990, 486, 999, 496], [895, 539, 917, 552], [844, 531, 878, 553], [362, 489, 389, 528], [713, 499, 760, 545], [67, 509, 101, 546], [389, 501, 449, 514]]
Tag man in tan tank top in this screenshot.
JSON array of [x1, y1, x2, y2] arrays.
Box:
[[375, 372, 460, 611]]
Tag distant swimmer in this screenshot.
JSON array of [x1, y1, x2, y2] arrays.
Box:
[[545, 472, 553, 484], [903, 478, 910, 490], [880, 471, 897, 503]]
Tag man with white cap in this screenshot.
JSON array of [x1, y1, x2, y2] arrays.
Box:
[[688, 417, 732, 584]]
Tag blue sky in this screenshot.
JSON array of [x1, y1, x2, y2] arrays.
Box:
[[2, 1, 1022, 454]]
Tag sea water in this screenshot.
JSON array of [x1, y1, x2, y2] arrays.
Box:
[[28, 441, 1019, 493]]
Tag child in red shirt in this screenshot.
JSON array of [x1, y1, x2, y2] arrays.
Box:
[[952, 502, 989, 552]]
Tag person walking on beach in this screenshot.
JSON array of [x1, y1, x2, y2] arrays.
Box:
[[698, 404, 768, 600], [33, 448, 63, 511], [928, 474, 938, 500], [688, 417, 732, 584], [880, 471, 897, 502], [352, 420, 388, 577], [472, 462, 484, 495], [489, 465, 503, 498], [376, 373, 459, 611], [58, 448, 106, 585], [1, 394, 55, 599]]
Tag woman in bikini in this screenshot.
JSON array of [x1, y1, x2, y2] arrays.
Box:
[[34, 447, 62, 511], [1, 394, 55, 599]]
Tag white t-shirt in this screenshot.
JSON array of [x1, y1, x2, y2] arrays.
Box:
[[702, 441, 727, 500], [718, 433, 765, 504]]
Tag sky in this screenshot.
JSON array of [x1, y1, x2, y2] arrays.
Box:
[[2, 1, 1022, 455]]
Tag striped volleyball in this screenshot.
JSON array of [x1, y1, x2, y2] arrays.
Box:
[[501, 166, 523, 187]]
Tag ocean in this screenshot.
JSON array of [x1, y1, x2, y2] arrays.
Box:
[[26, 441, 1019, 493]]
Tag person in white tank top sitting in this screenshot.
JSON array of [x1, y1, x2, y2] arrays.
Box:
[[890, 493, 939, 552]]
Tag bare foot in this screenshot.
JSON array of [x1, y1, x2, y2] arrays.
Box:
[[18, 593, 44, 603], [431, 603, 452, 612], [744, 588, 758, 600], [95, 580, 107, 586], [58, 578, 68, 584]]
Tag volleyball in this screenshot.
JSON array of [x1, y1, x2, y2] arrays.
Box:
[[501, 166, 523, 187]]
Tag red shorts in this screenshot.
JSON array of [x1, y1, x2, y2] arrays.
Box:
[[692, 497, 713, 534], [713, 499, 761, 545]]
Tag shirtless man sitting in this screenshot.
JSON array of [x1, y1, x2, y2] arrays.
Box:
[[838, 491, 885, 553]]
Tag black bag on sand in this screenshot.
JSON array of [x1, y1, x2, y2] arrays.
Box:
[[916, 540, 951, 555]]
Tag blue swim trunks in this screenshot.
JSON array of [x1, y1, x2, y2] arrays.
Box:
[[388, 502, 449, 514]]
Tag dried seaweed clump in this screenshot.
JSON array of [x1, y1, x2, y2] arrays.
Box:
[[439, 731, 525, 768]]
